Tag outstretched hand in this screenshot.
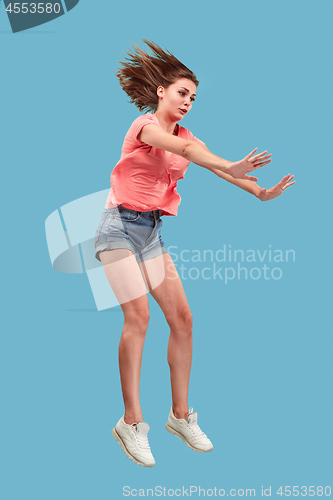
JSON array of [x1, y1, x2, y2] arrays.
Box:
[[228, 148, 272, 181], [257, 174, 295, 201]]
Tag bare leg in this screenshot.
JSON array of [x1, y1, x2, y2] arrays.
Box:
[[140, 253, 193, 420], [100, 249, 149, 424]]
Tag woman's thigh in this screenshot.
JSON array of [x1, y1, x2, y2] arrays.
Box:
[[139, 253, 192, 328], [100, 249, 149, 314]]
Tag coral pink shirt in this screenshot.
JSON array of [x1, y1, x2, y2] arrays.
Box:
[[105, 113, 205, 216]]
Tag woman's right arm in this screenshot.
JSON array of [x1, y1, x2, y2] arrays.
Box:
[[139, 123, 271, 182]]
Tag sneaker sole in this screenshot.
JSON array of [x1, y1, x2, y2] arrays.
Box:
[[111, 427, 155, 467], [165, 424, 213, 453]]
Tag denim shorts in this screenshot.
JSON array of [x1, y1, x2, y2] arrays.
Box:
[[94, 205, 168, 263]]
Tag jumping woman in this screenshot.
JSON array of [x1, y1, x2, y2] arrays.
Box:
[[94, 40, 295, 468]]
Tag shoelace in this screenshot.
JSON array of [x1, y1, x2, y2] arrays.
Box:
[[187, 408, 206, 438], [188, 421, 206, 438], [131, 425, 151, 451]]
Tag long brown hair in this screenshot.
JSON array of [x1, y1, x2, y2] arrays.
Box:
[[116, 40, 199, 113]]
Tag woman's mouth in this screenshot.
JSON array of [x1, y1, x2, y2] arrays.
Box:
[[179, 108, 187, 115]]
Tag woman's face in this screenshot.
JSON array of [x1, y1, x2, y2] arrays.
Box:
[[156, 78, 197, 121]]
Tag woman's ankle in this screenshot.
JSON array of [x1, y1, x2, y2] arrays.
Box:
[[172, 405, 189, 420], [124, 411, 143, 425]]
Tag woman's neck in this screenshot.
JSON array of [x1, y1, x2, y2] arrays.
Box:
[[153, 111, 178, 135]]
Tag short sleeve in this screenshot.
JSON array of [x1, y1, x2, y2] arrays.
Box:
[[185, 127, 205, 147], [192, 135, 205, 146], [131, 114, 160, 144]]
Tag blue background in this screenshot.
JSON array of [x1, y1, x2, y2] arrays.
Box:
[[1, 0, 332, 498]]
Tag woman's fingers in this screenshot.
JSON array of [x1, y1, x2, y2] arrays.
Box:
[[250, 150, 270, 162], [256, 159, 272, 166], [278, 175, 295, 191], [245, 148, 258, 159], [282, 174, 294, 183], [253, 154, 271, 164], [255, 150, 269, 159], [282, 180, 296, 190], [252, 159, 271, 169], [247, 149, 273, 163], [279, 175, 290, 184]]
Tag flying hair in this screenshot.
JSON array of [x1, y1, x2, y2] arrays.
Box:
[[116, 39, 199, 113]]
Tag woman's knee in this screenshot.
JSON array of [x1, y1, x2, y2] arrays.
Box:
[[168, 307, 193, 334], [123, 307, 150, 333]]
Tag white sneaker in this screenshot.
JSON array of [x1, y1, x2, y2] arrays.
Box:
[[112, 415, 155, 467], [165, 406, 213, 453]]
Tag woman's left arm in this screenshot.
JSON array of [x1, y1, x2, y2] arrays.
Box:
[[203, 159, 295, 201]]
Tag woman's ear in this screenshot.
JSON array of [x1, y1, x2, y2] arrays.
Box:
[[156, 86, 164, 98]]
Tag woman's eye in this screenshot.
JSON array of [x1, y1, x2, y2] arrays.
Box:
[[179, 91, 195, 102]]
